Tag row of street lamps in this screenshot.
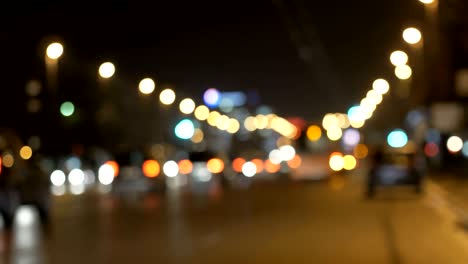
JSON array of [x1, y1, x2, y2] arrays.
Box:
[[42, 41, 296, 142], [320, 0, 433, 146]]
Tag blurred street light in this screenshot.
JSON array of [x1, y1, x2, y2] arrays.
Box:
[[395, 65, 413, 80], [372, 78, 390, 95], [139, 78, 156, 95], [60, 101, 75, 117], [403, 27, 422, 45], [98, 62, 115, 79], [390, 50, 409, 66], [194, 105, 210, 120], [419, 0, 434, 4], [159, 88, 176, 105], [179, 98, 196, 114], [46, 42, 63, 60]]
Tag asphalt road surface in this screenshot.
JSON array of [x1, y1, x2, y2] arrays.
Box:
[[2, 174, 468, 264]]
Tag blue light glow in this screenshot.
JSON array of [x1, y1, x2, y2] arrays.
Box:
[[387, 129, 408, 148], [175, 119, 195, 140], [203, 88, 221, 108]]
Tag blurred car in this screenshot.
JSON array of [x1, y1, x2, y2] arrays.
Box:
[[111, 151, 165, 196], [366, 146, 425, 197], [0, 129, 50, 229], [289, 153, 330, 181]]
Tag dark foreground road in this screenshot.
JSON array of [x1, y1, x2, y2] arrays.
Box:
[[2, 174, 468, 264]]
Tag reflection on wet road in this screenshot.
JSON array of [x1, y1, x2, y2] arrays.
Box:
[[2, 179, 468, 263]]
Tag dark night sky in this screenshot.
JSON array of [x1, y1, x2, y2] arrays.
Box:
[[2, 0, 424, 125]]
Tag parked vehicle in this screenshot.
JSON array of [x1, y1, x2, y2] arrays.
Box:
[[0, 129, 50, 229], [366, 147, 424, 198]]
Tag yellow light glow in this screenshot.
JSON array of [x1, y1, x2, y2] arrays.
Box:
[[350, 119, 365, 129], [227, 119, 240, 134], [19, 146, 33, 160], [142, 160, 160, 178], [327, 127, 343, 141], [216, 115, 230, 130], [207, 158, 224, 174], [191, 129, 204, 143], [98, 62, 115, 79], [336, 113, 350, 129], [255, 115, 269, 129], [360, 98, 376, 112], [244, 116, 257, 132], [322, 113, 339, 130], [343, 155, 357, 170], [178, 160, 193, 175], [366, 90, 383, 105], [447, 136, 463, 153], [353, 144, 369, 159], [46, 42, 63, 60], [419, 0, 434, 3], [179, 98, 196, 114], [372, 78, 390, 95], [306, 125, 322, 142], [329, 152, 344, 171], [287, 155, 302, 169], [207, 111, 221, 126], [270, 117, 297, 138], [139, 78, 156, 95], [395, 65, 412, 80], [403, 27, 422, 45], [3, 153, 14, 168], [159, 88, 176, 105], [194, 105, 210, 121], [390, 50, 409, 67]]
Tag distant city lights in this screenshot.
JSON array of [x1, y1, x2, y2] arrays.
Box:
[[232, 158, 246, 173], [327, 127, 343, 141], [194, 105, 210, 120], [2, 153, 14, 168], [163, 160, 179, 177], [395, 65, 412, 80], [174, 119, 195, 140], [390, 50, 409, 67], [372, 78, 390, 95], [447, 136, 463, 153], [242, 162, 257, 177], [68, 169, 85, 186], [46, 42, 64, 60], [207, 158, 224, 174], [98, 164, 115, 185], [99, 62, 116, 79], [353, 144, 369, 159], [191, 129, 204, 143], [139, 78, 156, 95], [159, 88, 176, 105], [306, 125, 322, 142], [142, 160, 160, 178], [343, 155, 357, 171], [387, 129, 408, 148], [424, 142, 439, 158], [105, 160, 119, 177], [179, 98, 196, 114], [60, 101, 75, 117], [403, 27, 422, 45], [279, 145, 296, 161], [178, 160, 193, 175], [203, 88, 221, 108], [462, 141, 468, 158], [19, 146, 33, 160], [50, 170, 66, 186], [342, 129, 360, 147], [329, 152, 344, 172]]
